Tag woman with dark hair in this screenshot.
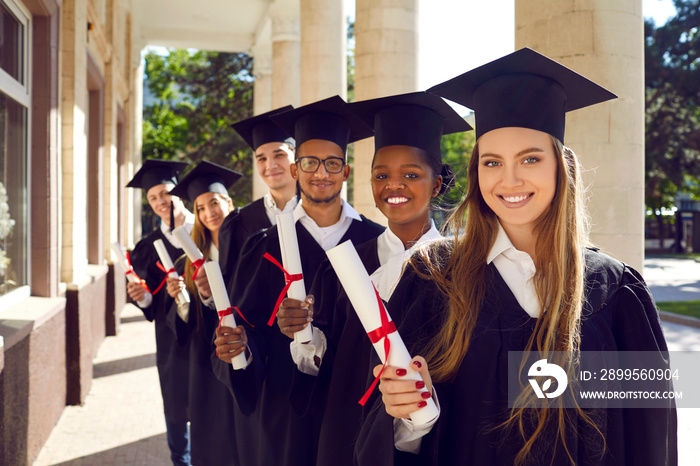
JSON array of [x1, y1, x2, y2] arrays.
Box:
[[276, 91, 471, 466], [356, 49, 677, 466]]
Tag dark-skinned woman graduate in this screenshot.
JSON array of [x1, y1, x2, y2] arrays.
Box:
[[355, 48, 677, 466], [165, 160, 243, 465], [275, 91, 472, 466]]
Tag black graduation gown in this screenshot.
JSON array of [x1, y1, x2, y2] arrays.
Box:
[[287, 238, 385, 466], [211, 216, 385, 466], [128, 228, 189, 425], [219, 198, 271, 283], [169, 258, 240, 466], [355, 248, 678, 466]]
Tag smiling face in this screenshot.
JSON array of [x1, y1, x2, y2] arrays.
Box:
[[477, 127, 557, 238], [194, 192, 233, 233], [291, 139, 349, 204], [371, 145, 440, 230], [146, 183, 177, 223], [255, 142, 295, 190]]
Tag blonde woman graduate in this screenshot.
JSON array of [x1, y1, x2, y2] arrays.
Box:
[[166, 160, 243, 466], [355, 49, 678, 466], [276, 91, 471, 466]]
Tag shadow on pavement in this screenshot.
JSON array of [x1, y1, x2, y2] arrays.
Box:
[[47, 433, 170, 466], [93, 353, 157, 378]]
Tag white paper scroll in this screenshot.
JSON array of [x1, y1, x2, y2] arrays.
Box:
[[153, 239, 190, 307], [276, 213, 313, 343], [172, 226, 204, 264], [172, 226, 246, 370], [204, 261, 248, 370], [326, 240, 439, 426], [111, 242, 141, 285]]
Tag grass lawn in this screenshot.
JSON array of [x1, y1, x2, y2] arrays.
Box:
[[656, 301, 700, 320]]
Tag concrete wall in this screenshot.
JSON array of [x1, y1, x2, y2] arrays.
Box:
[[0, 0, 138, 463], [0, 298, 66, 466]]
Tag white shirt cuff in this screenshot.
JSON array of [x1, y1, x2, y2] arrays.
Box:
[[137, 292, 153, 308], [394, 387, 441, 454], [289, 326, 326, 376], [199, 292, 216, 309]]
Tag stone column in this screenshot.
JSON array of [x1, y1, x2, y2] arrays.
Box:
[[515, 0, 644, 270], [353, 0, 418, 222], [61, 0, 89, 283], [252, 40, 273, 200], [270, 1, 301, 109], [300, 0, 346, 104]]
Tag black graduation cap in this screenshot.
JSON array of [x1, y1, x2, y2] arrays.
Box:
[[126, 159, 189, 192], [348, 91, 472, 163], [231, 106, 295, 151], [427, 47, 617, 142], [269, 95, 373, 155], [168, 160, 242, 203]]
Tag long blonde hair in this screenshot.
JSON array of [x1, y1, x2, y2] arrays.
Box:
[[418, 136, 600, 464], [184, 192, 231, 328]]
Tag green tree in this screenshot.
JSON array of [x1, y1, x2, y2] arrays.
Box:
[[432, 123, 475, 228], [645, 0, 700, 246], [142, 49, 254, 211]]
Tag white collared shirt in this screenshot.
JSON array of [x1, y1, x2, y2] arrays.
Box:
[[487, 222, 540, 318], [263, 193, 298, 226], [371, 220, 443, 301], [137, 210, 195, 309], [293, 199, 362, 251]]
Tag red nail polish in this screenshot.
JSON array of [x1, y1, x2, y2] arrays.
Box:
[[413, 360, 422, 369], [421, 391, 431, 399], [417, 401, 427, 408], [415, 381, 425, 389], [396, 368, 407, 377]]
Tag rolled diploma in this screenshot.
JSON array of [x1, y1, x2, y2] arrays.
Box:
[[172, 226, 204, 264], [111, 242, 141, 284], [204, 261, 248, 370], [276, 213, 313, 343], [153, 239, 190, 305], [326, 240, 438, 426]]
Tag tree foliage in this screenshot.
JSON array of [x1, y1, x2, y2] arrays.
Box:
[[142, 49, 255, 209], [645, 0, 700, 213]]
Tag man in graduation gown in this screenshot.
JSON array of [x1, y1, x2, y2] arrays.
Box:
[[218, 106, 298, 282], [125, 159, 193, 466], [213, 95, 385, 466]]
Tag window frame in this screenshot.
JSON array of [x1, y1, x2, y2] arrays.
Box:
[[0, 0, 31, 304]]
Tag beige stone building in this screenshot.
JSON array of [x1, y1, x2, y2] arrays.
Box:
[[0, 0, 644, 463]]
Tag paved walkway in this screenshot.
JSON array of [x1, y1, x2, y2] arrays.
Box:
[[34, 304, 170, 465], [33, 257, 700, 466]]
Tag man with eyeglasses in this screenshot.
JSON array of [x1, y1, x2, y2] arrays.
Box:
[[212, 96, 384, 466]]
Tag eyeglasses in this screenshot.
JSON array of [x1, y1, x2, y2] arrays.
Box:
[[296, 156, 345, 174]]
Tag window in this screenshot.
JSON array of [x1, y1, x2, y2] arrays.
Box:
[[0, 0, 29, 298]]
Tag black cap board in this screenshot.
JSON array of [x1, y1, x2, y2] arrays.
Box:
[[168, 160, 242, 203], [126, 159, 189, 192], [269, 95, 373, 156], [427, 47, 617, 142], [348, 91, 472, 162], [232, 106, 295, 151]]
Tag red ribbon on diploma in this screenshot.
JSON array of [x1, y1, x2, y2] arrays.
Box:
[[263, 252, 303, 326], [125, 252, 151, 293], [217, 306, 254, 330], [359, 286, 396, 406], [152, 261, 176, 295], [189, 258, 205, 281]]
